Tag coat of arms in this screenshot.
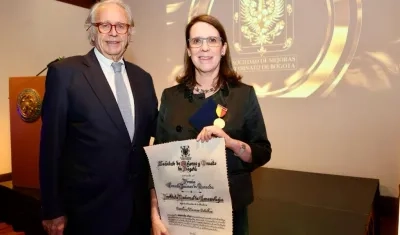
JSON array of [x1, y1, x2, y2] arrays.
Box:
[[17, 88, 42, 123], [180, 145, 191, 160], [234, 0, 293, 55]]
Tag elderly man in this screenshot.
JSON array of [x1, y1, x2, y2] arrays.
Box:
[[39, 0, 157, 234]]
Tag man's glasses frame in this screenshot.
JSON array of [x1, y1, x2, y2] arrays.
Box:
[[87, 22, 131, 34]]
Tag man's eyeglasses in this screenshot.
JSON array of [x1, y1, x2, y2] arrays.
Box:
[[88, 22, 131, 34], [188, 36, 223, 48]]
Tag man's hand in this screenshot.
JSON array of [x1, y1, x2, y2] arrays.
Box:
[[42, 216, 66, 235]]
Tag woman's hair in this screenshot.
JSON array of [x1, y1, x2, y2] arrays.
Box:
[[176, 14, 242, 88], [84, 0, 134, 46]]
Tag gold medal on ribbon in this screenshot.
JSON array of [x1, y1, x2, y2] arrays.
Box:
[[214, 118, 225, 128], [213, 104, 228, 128]]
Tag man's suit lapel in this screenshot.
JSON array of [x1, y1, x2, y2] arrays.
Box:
[[82, 49, 131, 141]]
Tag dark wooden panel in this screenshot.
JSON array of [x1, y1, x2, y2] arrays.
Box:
[[56, 0, 98, 9], [379, 195, 399, 217], [249, 198, 367, 235], [248, 168, 380, 235], [251, 168, 379, 214], [0, 173, 11, 182]]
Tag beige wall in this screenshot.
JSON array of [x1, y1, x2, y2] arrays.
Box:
[[0, 0, 91, 174]]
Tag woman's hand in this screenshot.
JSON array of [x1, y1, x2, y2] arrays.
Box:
[[151, 218, 169, 235], [196, 126, 233, 146], [196, 125, 253, 163]]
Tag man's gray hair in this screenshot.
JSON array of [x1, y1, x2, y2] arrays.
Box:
[[84, 0, 134, 46]]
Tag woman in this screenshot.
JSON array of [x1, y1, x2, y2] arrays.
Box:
[[151, 14, 272, 235]]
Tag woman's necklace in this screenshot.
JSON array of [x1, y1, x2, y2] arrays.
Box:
[[193, 86, 216, 94]]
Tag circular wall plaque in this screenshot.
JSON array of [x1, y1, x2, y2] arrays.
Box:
[[17, 88, 42, 123]]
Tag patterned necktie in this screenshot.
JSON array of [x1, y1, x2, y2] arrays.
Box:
[[111, 62, 134, 140]]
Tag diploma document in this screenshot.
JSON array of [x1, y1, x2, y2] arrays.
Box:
[[144, 138, 233, 235]]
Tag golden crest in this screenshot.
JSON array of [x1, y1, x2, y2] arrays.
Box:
[[234, 0, 293, 55], [17, 88, 42, 123], [231, 0, 364, 98]]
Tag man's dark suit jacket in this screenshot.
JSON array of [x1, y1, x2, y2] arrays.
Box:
[[39, 49, 158, 235], [154, 82, 272, 211]]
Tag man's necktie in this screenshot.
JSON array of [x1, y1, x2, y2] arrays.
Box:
[[111, 62, 134, 140]]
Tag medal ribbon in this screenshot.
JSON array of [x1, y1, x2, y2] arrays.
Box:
[[216, 104, 227, 118]]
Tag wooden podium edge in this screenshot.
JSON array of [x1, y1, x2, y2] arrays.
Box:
[[0, 173, 12, 183]]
